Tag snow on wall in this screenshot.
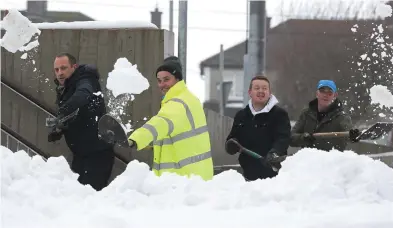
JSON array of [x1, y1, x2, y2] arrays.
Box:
[[34, 21, 158, 29]]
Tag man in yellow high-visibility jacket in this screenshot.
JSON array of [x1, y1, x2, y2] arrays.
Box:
[[128, 56, 214, 181]]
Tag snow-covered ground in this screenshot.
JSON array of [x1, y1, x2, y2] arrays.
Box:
[[2, 145, 393, 228], [2, 6, 393, 228]]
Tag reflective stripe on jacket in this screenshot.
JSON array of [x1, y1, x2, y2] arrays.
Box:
[[129, 80, 214, 180]]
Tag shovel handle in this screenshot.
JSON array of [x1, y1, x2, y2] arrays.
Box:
[[242, 148, 263, 159], [312, 132, 350, 138], [227, 139, 263, 158]]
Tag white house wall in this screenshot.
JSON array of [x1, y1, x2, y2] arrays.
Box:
[[205, 67, 244, 101]]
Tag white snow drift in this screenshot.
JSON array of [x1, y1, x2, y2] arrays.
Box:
[[34, 20, 157, 29], [1, 146, 393, 228]]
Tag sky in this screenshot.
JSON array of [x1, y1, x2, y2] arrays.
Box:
[[1, 0, 387, 101], [2, 0, 252, 102]]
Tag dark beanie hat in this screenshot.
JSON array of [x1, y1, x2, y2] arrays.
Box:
[[156, 56, 183, 80]]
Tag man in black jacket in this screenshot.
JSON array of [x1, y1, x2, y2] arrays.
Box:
[[226, 76, 291, 181], [48, 52, 114, 191]]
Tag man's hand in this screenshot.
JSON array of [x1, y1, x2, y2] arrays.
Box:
[[302, 132, 315, 144], [98, 130, 116, 145], [262, 150, 279, 166], [128, 139, 136, 148], [261, 150, 283, 172], [265, 151, 280, 163], [349, 129, 361, 142], [48, 128, 63, 142], [225, 138, 241, 155], [46, 114, 69, 130]]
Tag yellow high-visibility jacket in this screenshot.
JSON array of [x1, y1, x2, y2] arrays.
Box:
[[129, 80, 213, 181]]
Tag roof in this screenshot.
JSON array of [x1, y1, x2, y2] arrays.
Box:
[[200, 40, 246, 72], [199, 18, 383, 75], [1, 10, 94, 23]]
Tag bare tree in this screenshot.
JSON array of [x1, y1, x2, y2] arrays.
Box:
[[273, 0, 383, 20]]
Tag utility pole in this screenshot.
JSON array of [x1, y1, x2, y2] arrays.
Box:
[[243, 0, 267, 106], [219, 44, 224, 115], [169, 0, 173, 32], [178, 0, 188, 82]]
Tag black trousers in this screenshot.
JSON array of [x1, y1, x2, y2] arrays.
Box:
[[71, 149, 115, 191]]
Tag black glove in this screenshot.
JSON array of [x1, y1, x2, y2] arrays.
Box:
[[99, 130, 116, 145], [349, 129, 361, 142], [262, 150, 279, 165], [302, 132, 315, 144], [225, 138, 241, 155], [128, 139, 137, 149], [265, 151, 280, 162], [46, 113, 69, 130], [48, 129, 63, 142], [262, 150, 283, 172], [99, 130, 137, 148]]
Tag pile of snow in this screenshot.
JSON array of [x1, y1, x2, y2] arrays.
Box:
[[0, 9, 40, 53], [105, 57, 150, 132], [106, 58, 150, 98], [370, 85, 393, 108], [2, 145, 393, 227]]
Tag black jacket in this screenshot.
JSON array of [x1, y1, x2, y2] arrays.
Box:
[[54, 64, 111, 155], [226, 98, 291, 180]]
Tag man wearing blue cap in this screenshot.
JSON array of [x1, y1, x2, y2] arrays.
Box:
[[290, 80, 360, 151]]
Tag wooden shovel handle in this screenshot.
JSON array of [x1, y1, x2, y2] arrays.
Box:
[[312, 132, 350, 138]]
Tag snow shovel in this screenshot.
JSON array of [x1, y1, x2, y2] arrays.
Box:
[[225, 138, 287, 172], [98, 114, 130, 147], [45, 108, 80, 128], [310, 122, 393, 141]]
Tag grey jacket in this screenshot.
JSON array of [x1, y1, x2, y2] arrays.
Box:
[[290, 98, 353, 151]]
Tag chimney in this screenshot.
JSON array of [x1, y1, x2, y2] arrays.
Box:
[[150, 7, 162, 29], [27, 0, 47, 16], [266, 17, 271, 30]]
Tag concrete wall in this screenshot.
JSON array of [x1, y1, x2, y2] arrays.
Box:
[[1, 28, 174, 180]]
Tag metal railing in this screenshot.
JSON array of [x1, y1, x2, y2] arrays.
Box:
[[1, 81, 56, 117], [1, 80, 128, 164], [1, 128, 46, 160]]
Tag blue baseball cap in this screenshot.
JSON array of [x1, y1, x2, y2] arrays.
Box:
[[317, 80, 337, 93]]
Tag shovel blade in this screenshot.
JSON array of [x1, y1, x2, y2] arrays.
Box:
[[358, 122, 393, 141]]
